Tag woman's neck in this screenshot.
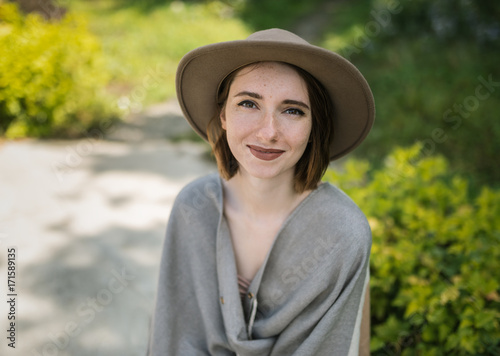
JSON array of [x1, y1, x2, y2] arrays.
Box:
[[222, 170, 310, 220]]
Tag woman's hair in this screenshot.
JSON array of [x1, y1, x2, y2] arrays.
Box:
[[207, 62, 333, 193]]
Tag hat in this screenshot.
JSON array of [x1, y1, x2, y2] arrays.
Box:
[[176, 28, 375, 161]]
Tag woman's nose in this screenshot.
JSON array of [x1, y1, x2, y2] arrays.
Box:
[[256, 111, 279, 141]]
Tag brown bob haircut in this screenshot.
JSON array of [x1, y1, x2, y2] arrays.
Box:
[[207, 62, 333, 193]]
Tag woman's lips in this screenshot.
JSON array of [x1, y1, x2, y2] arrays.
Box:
[[248, 145, 285, 161]]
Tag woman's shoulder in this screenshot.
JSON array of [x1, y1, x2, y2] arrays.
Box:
[[315, 181, 366, 213], [297, 182, 372, 265], [174, 172, 221, 204], [169, 173, 222, 224], [308, 181, 371, 239]]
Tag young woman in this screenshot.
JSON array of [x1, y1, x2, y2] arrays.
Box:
[[148, 28, 375, 355]]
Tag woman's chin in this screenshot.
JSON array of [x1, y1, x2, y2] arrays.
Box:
[[238, 164, 294, 182]]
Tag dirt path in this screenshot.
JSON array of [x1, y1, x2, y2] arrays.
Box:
[[0, 100, 216, 356]]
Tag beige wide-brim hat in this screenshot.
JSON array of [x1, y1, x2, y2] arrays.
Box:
[[176, 28, 375, 161]]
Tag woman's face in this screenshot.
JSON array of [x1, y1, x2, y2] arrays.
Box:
[[221, 62, 312, 182]]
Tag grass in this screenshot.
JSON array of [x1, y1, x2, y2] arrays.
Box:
[[66, 0, 250, 111]]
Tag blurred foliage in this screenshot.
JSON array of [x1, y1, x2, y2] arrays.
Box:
[[377, 0, 500, 45], [319, 0, 500, 189], [0, 2, 118, 138], [325, 144, 500, 355], [234, 0, 325, 32], [66, 0, 250, 112], [6, 0, 498, 188], [350, 39, 500, 189]]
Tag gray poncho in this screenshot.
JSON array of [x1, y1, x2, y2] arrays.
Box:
[[148, 174, 371, 355]]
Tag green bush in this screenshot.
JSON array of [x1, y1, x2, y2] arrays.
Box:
[[0, 3, 118, 138], [325, 144, 500, 355], [320, 0, 500, 189], [351, 39, 500, 189]]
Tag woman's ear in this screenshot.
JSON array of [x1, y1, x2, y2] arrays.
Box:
[[220, 110, 227, 130]]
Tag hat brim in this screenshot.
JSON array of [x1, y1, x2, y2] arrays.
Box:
[[176, 37, 375, 161]]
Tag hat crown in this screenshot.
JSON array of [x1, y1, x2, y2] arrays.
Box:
[[246, 28, 310, 45]]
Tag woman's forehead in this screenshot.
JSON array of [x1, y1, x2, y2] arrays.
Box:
[[230, 62, 309, 97]]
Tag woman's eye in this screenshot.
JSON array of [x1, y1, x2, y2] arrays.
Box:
[[238, 100, 257, 109], [284, 108, 305, 116]]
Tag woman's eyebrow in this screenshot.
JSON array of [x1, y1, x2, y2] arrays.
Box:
[[283, 99, 310, 110], [234, 92, 310, 110], [234, 91, 262, 99]]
